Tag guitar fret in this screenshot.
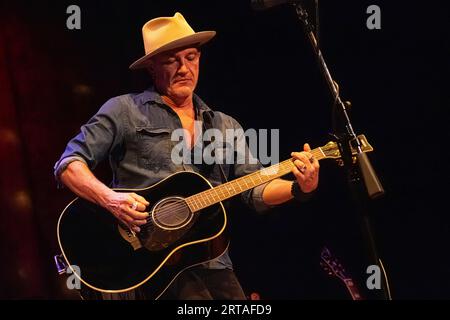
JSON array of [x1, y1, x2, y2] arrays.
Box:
[[189, 199, 198, 211], [200, 195, 208, 208], [220, 186, 226, 198], [199, 195, 207, 207], [202, 191, 211, 205], [216, 187, 222, 199], [205, 193, 213, 205], [186, 199, 193, 211]]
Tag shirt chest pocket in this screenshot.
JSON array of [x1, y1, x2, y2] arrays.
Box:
[[136, 126, 172, 173]]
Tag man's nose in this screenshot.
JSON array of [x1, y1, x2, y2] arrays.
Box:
[[177, 60, 189, 74]]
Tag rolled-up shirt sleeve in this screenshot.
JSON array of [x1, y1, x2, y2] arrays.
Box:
[[227, 116, 272, 214], [243, 182, 271, 213], [53, 97, 125, 187]]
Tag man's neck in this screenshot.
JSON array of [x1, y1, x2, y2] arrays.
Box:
[[161, 95, 194, 111]]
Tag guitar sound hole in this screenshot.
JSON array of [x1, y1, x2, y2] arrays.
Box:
[[152, 197, 192, 230]]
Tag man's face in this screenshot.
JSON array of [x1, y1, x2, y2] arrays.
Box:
[[148, 47, 201, 102]]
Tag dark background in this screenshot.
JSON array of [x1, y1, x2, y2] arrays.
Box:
[[0, 0, 447, 299]]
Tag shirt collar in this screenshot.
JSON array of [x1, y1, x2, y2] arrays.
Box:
[[139, 86, 212, 115]]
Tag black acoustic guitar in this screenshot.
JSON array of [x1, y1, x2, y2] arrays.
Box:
[[57, 135, 373, 299]]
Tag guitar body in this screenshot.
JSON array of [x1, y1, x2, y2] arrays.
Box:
[[57, 171, 227, 299]]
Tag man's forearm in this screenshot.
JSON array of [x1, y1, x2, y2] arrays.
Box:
[[262, 179, 294, 206], [60, 160, 113, 208]]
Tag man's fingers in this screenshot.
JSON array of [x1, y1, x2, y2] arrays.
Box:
[[118, 211, 135, 224], [128, 194, 149, 212], [294, 159, 305, 168], [293, 159, 307, 174], [132, 202, 147, 212], [130, 193, 150, 207], [313, 158, 320, 170], [122, 219, 140, 233], [292, 152, 313, 170], [127, 224, 141, 233], [120, 203, 149, 220], [291, 151, 312, 162], [127, 207, 150, 220], [118, 212, 146, 229], [133, 219, 147, 226], [304, 143, 311, 152], [131, 226, 141, 233], [292, 166, 305, 181], [290, 144, 320, 194], [121, 214, 145, 229], [126, 197, 148, 212], [303, 143, 316, 165]]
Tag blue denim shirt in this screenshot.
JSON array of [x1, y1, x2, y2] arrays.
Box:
[[54, 87, 270, 269]]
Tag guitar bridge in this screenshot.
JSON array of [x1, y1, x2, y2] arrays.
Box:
[[118, 225, 143, 250]]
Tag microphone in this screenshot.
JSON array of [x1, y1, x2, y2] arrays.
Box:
[[251, 0, 302, 10]]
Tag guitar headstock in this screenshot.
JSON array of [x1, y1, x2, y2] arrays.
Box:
[[320, 134, 373, 159], [320, 247, 351, 282], [320, 247, 363, 300]]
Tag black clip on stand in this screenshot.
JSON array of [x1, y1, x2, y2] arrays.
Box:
[[293, 3, 389, 299]]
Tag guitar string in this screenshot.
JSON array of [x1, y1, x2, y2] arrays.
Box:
[[137, 150, 326, 228]]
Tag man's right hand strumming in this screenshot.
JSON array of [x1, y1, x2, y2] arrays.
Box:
[[103, 191, 149, 233], [60, 160, 150, 233]]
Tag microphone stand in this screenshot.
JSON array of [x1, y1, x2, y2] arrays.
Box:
[[292, 3, 389, 299]]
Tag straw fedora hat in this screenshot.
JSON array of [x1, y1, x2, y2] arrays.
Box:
[[129, 12, 216, 70]]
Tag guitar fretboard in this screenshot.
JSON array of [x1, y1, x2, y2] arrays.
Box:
[[344, 279, 362, 300], [185, 147, 326, 212]]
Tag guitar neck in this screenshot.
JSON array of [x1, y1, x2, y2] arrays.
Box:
[[343, 279, 363, 301], [185, 147, 326, 212]]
